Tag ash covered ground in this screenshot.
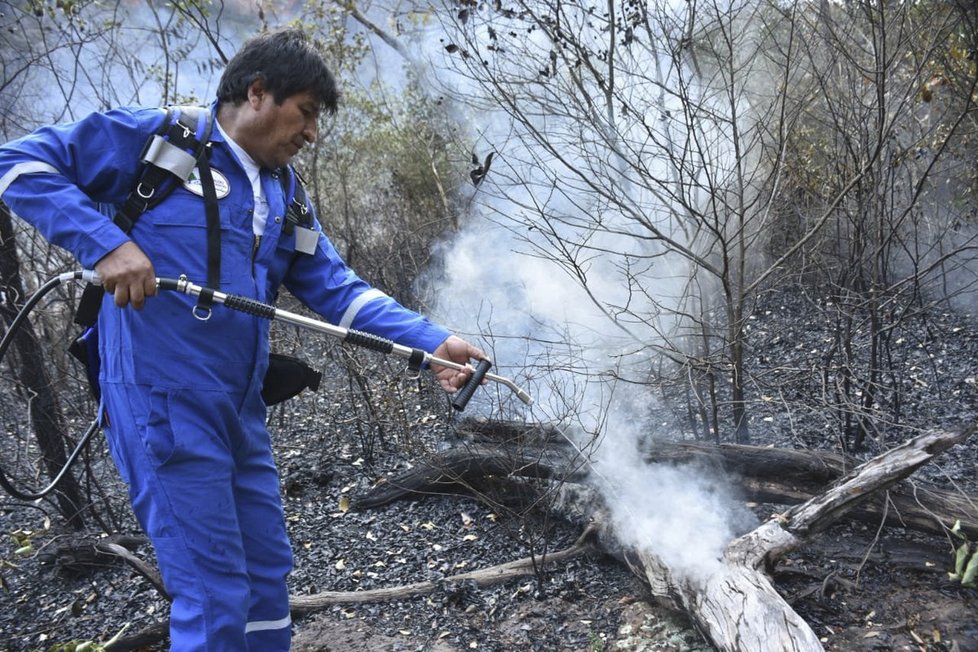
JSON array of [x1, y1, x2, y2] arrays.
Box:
[[2, 285, 978, 651]]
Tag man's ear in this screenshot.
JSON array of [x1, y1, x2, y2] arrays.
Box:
[[247, 78, 268, 109]]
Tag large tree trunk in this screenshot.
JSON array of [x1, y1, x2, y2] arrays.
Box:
[[611, 425, 976, 650]]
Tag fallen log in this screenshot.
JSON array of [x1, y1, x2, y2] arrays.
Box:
[[355, 422, 976, 651], [642, 440, 978, 538], [355, 432, 978, 539], [350, 442, 587, 511], [37, 533, 149, 574], [615, 423, 977, 651]]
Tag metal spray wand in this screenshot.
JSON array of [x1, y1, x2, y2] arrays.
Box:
[[148, 275, 532, 410]]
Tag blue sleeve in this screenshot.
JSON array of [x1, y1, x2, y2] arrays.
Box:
[[283, 214, 451, 354], [0, 107, 166, 268]]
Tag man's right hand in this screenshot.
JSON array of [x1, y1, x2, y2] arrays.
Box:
[[93, 241, 157, 309]]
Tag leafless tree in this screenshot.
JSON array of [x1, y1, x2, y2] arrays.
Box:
[[0, 0, 236, 524], [418, 0, 976, 448], [762, 0, 978, 451]]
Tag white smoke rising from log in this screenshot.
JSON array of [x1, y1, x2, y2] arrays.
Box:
[[413, 0, 762, 577]]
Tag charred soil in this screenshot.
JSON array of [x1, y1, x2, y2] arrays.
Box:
[[2, 287, 978, 651]]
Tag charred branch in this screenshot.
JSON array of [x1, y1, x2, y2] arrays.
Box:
[[289, 526, 598, 615]]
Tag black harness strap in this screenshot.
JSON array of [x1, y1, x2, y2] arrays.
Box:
[[283, 168, 312, 235], [75, 107, 214, 327], [195, 147, 221, 314], [115, 109, 212, 233]]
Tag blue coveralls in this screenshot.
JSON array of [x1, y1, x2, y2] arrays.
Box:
[[0, 105, 450, 650]]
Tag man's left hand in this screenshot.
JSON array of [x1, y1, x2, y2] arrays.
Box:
[[431, 335, 487, 393]]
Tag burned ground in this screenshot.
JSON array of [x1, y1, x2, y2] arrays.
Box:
[[1, 286, 977, 651]]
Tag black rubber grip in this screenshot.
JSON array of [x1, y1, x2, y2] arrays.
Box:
[[345, 329, 395, 354], [452, 358, 492, 411], [156, 277, 181, 292], [223, 294, 277, 319]]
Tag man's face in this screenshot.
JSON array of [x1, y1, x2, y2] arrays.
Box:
[[247, 86, 321, 169]]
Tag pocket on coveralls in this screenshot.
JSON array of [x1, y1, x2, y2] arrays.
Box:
[[141, 388, 232, 469], [142, 389, 179, 467], [143, 195, 237, 287]]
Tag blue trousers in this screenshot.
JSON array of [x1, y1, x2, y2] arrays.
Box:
[[102, 382, 293, 650]]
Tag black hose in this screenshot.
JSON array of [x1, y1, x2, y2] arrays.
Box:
[[0, 274, 65, 362], [0, 272, 100, 500], [0, 419, 100, 500]]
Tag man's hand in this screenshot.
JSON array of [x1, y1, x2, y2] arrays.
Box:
[[430, 335, 487, 393], [94, 241, 157, 309]]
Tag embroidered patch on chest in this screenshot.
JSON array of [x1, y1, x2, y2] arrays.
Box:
[[183, 168, 231, 199]]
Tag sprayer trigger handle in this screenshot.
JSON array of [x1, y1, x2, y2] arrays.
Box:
[[451, 358, 492, 412]]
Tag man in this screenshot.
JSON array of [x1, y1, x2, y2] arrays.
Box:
[[0, 28, 483, 650]]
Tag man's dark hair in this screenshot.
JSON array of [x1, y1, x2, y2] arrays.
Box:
[[217, 27, 338, 113]]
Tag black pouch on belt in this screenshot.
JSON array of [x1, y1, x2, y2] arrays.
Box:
[[262, 353, 322, 406]]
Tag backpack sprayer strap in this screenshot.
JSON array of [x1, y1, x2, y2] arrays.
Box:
[[283, 169, 312, 235], [194, 147, 221, 316], [71, 107, 322, 408], [76, 107, 214, 328], [116, 108, 212, 233]]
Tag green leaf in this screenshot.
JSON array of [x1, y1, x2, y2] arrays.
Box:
[[950, 542, 972, 581], [955, 542, 970, 575], [950, 519, 966, 541], [961, 551, 978, 587]]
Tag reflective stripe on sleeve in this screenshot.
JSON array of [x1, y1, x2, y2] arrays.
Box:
[[244, 614, 292, 633], [339, 288, 388, 329], [0, 161, 60, 197]]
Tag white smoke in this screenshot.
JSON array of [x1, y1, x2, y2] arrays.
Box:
[[404, 1, 762, 576]]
